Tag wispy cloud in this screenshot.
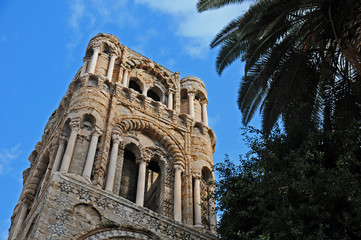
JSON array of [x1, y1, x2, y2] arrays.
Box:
[[131, 28, 159, 55], [66, 0, 135, 50], [136, 0, 251, 58], [66, 0, 251, 59], [0, 144, 22, 175]]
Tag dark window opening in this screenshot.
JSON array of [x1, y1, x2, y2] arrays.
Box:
[[147, 89, 161, 101], [144, 159, 161, 213], [88, 77, 98, 87], [181, 93, 187, 101], [119, 148, 139, 203], [74, 81, 82, 91], [129, 80, 142, 94]]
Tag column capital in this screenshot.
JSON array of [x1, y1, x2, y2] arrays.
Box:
[[174, 164, 184, 173], [93, 46, 100, 51], [92, 126, 103, 137], [112, 134, 122, 144], [137, 148, 152, 164], [60, 134, 67, 143], [193, 172, 202, 180], [69, 119, 81, 131], [119, 141, 127, 151], [200, 99, 208, 106], [167, 88, 175, 94], [136, 157, 149, 165], [188, 92, 195, 97]]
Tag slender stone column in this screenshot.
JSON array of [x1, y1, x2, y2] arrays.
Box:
[[123, 69, 129, 87], [201, 100, 208, 126], [80, 58, 88, 76], [174, 164, 184, 222], [193, 172, 202, 226], [11, 201, 29, 240], [188, 92, 195, 118], [135, 157, 148, 206], [51, 135, 67, 175], [82, 126, 102, 179], [59, 120, 80, 173], [167, 89, 174, 109], [106, 53, 116, 80], [88, 46, 100, 74], [118, 67, 124, 83], [113, 146, 125, 194], [142, 86, 148, 96], [105, 134, 122, 192]]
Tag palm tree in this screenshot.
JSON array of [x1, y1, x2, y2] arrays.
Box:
[[197, 0, 361, 134]]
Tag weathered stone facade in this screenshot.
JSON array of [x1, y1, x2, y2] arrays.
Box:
[[8, 33, 217, 240]]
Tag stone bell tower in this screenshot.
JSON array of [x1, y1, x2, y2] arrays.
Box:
[[8, 33, 217, 240]]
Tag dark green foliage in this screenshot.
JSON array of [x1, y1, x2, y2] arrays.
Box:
[[216, 126, 361, 239], [197, 0, 361, 134]]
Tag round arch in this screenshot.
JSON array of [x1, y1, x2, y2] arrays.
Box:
[[114, 117, 186, 167]]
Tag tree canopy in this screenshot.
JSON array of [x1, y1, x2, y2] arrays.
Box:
[[215, 126, 361, 239], [197, 0, 361, 134]]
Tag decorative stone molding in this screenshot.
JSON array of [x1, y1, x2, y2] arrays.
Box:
[[69, 119, 81, 131], [93, 125, 103, 137], [116, 118, 185, 165], [192, 172, 201, 180], [138, 148, 153, 164]]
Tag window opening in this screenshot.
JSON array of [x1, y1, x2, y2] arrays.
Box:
[[144, 158, 161, 213], [119, 148, 139, 203], [147, 89, 161, 101], [129, 79, 142, 94]]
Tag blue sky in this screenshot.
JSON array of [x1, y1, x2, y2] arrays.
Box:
[[0, 0, 257, 238]]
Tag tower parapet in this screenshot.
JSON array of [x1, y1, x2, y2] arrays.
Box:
[[9, 33, 217, 240]]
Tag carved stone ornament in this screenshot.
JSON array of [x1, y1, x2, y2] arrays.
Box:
[[93, 126, 103, 137], [69, 119, 81, 130], [174, 164, 184, 173], [192, 172, 201, 180], [112, 134, 122, 144]]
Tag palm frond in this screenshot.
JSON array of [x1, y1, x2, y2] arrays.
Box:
[[197, 0, 248, 12]]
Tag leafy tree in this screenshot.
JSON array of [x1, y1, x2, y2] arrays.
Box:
[[215, 126, 361, 239], [197, 0, 361, 134]]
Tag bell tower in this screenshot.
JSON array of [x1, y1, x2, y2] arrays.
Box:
[[8, 33, 217, 240]]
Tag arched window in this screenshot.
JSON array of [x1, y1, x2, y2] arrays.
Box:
[[144, 157, 162, 213], [180, 89, 189, 114], [33, 152, 50, 201], [181, 89, 188, 101], [88, 77, 98, 87], [129, 78, 142, 94], [147, 86, 163, 102], [85, 48, 93, 58], [74, 80, 82, 91], [81, 114, 96, 131], [102, 82, 110, 94], [119, 145, 139, 203]]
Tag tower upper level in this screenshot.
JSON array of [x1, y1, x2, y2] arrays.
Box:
[[80, 33, 211, 128]]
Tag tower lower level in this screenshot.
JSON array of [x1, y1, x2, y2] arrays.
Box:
[[8, 33, 217, 240]]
